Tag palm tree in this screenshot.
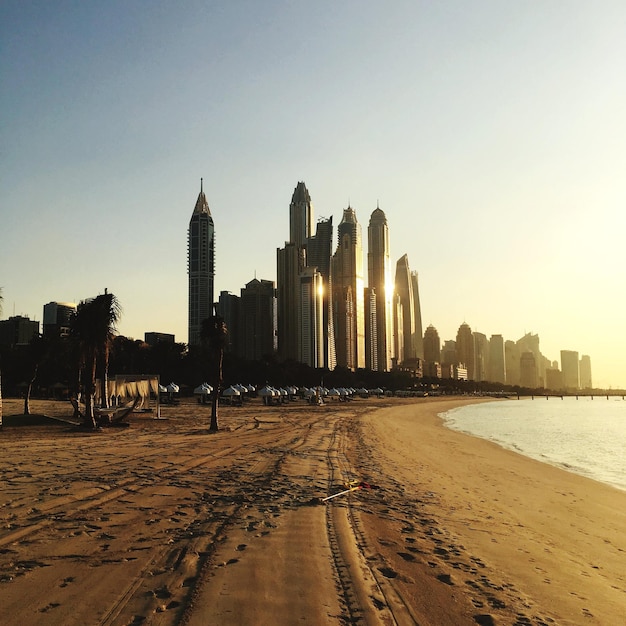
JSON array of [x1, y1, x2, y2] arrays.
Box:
[[70, 290, 121, 429], [200, 314, 228, 432]]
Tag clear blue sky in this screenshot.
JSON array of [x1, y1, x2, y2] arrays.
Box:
[[1, 1, 625, 388]]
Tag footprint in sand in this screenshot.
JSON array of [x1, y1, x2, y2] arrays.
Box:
[[378, 566, 397, 579], [236, 544, 247, 551]]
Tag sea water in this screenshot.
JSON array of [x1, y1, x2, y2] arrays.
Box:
[[442, 397, 626, 492]]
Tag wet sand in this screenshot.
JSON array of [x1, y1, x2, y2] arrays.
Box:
[[0, 396, 624, 625]]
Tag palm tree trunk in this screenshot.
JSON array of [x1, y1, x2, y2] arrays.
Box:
[[209, 348, 223, 432], [85, 348, 98, 429], [100, 345, 109, 408], [23, 364, 38, 416]]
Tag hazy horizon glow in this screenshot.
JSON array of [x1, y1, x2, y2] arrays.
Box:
[[1, 2, 625, 388]]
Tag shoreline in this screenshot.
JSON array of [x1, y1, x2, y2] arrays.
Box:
[[440, 397, 626, 494], [357, 397, 626, 625]]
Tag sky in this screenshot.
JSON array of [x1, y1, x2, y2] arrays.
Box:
[[1, 1, 625, 389]]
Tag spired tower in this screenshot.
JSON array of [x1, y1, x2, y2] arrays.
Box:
[[277, 182, 313, 362], [332, 206, 365, 370], [367, 207, 394, 371], [188, 179, 215, 346]]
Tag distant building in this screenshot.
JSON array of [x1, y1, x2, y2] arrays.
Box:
[[306, 216, 336, 370], [561, 350, 580, 390], [454, 364, 468, 381], [144, 332, 175, 347], [488, 334, 506, 384], [332, 206, 365, 370], [505, 340, 521, 386], [517, 333, 545, 387], [216, 291, 240, 354], [43, 301, 76, 338], [473, 332, 489, 382], [188, 179, 215, 346], [520, 351, 538, 388], [579, 355, 592, 389], [298, 269, 324, 367], [394, 254, 423, 365], [240, 278, 277, 362], [423, 361, 442, 379], [441, 340, 457, 368], [456, 323, 475, 380], [277, 242, 304, 361], [423, 324, 441, 365], [545, 367, 563, 391], [367, 208, 394, 371], [364, 287, 378, 371], [0, 316, 39, 347], [277, 182, 313, 363]]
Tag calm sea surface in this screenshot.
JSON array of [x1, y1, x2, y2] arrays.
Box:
[[442, 397, 626, 492]]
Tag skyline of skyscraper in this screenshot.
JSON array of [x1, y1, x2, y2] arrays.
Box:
[[209, 180, 596, 389], [187, 179, 215, 346]]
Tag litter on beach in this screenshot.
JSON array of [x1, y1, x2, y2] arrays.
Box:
[[322, 481, 380, 502]]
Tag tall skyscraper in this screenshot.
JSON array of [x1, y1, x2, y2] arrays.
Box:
[[473, 332, 489, 381], [410, 271, 424, 360], [298, 268, 324, 367], [423, 324, 441, 364], [579, 355, 592, 389], [394, 254, 423, 364], [520, 351, 538, 388], [188, 179, 215, 346], [364, 287, 378, 371], [456, 322, 475, 380], [561, 350, 580, 390], [488, 334, 506, 384], [289, 182, 313, 248], [332, 206, 365, 370], [240, 278, 277, 361], [216, 291, 240, 354], [505, 340, 521, 386], [306, 217, 336, 370], [277, 182, 314, 362], [277, 242, 305, 361], [367, 208, 393, 371], [517, 333, 545, 387]]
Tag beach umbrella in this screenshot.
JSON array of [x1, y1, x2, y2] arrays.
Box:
[[222, 385, 241, 396], [258, 385, 276, 405], [166, 382, 179, 393]]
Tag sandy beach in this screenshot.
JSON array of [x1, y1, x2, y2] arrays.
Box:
[[0, 396, 624, 625]]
